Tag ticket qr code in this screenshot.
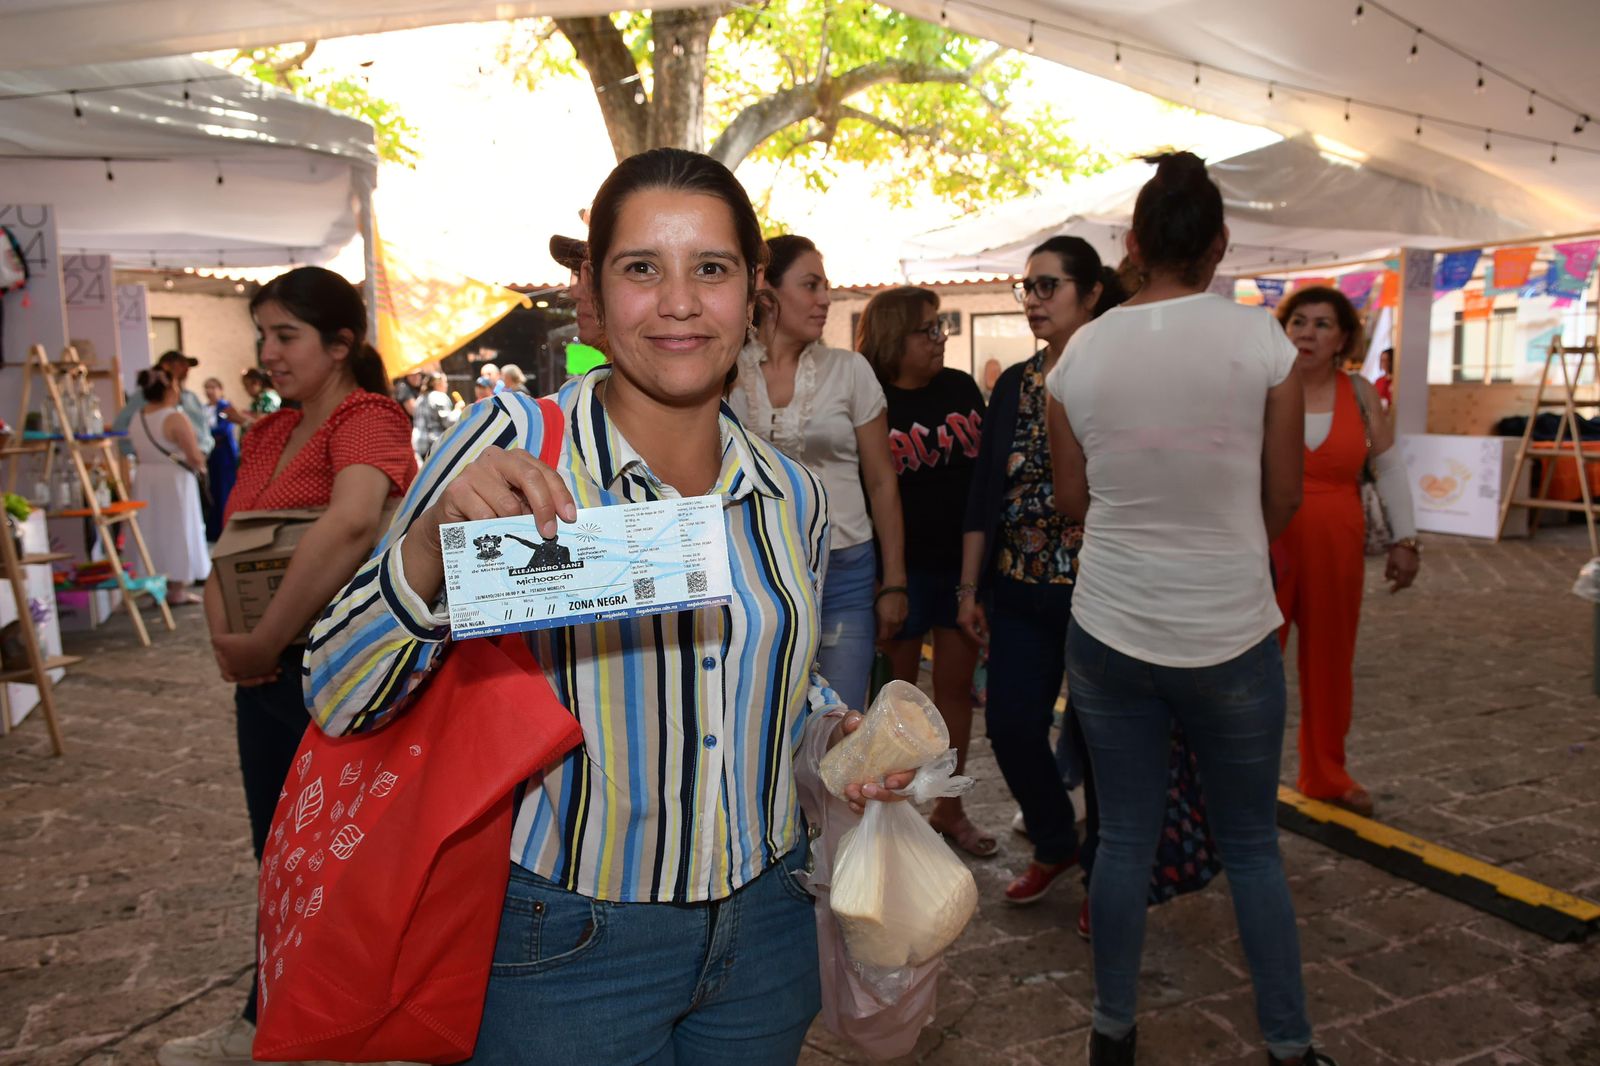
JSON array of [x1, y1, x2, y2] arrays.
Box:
[[633, 576, 657, 600], [687, 570, 708, 594], [441, 527, 466, 552]]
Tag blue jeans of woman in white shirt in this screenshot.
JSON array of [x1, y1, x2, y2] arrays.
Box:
[[816, 541, 877, 712], [1066, 622, 1314, 1061]]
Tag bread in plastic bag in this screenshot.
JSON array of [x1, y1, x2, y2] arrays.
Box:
[[819, 680, 948, 801]]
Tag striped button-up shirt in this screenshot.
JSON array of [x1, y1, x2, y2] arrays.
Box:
[[304, 368, 838, 903]]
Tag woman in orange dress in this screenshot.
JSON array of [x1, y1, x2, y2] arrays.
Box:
[[1272, 286, 1419, 816]]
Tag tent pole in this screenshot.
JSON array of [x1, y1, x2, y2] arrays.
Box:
[[356, 172, 377, 342]]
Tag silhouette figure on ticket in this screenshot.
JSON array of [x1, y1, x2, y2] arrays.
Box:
[[506, 532, 581, 575]]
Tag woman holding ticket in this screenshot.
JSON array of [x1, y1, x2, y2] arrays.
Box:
[[306, 148, 916, 1066]]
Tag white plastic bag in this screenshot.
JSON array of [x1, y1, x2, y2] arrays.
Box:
[[829, 749, 978, 1002], [1573, 558, 1600, 603]]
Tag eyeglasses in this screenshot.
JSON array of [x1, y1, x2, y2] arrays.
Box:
[[914, 320, 949, 342], [1012, 275, 1064, 303]]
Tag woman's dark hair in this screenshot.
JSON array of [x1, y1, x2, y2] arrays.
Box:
[[1130, 151, 1225, 286], [137, 367, 173, 404], [1094, 265, 1130, 318], [856, 286, 939, 386], [1028, 235, 1106, 305], [586, 148, 766, 322], [250, 266, 390, 397], [1277, 285, 1365, 361], [763, 235, 818, 288]]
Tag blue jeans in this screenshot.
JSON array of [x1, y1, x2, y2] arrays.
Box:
[[1066, 622, 1312, 1060], [985, 577, 1079, 865], [818, 541, 876, 711], [470, 847, 821, 1065]]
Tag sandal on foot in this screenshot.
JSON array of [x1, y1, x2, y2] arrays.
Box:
[[928, 813, 998, 858], [1327, 786, 1374, 818]]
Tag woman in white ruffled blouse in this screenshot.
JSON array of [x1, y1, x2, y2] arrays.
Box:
[[727, 235, 907, 711]]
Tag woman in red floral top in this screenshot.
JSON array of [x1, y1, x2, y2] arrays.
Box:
[[162, 267, 415, 1066]]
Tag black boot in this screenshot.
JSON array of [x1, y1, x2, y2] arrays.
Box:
[[1089, 1026, 1137, 1065]]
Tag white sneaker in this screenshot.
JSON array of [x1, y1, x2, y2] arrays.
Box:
[[156, 1017, 265, 1066]]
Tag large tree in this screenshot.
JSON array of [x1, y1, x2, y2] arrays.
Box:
[[500, 1, 1100, 214]]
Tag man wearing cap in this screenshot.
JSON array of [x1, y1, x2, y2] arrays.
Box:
[[113, 350, 213, 457], [550, 234, 602, 349]]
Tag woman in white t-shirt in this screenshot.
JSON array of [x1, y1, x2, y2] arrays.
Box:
[[1044, 153, 1334, 1066], [727, 235, 907, 711]]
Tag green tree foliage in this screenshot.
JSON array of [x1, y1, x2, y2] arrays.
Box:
[[217, 43, 422, 168], [499, 1, 1102, 215]]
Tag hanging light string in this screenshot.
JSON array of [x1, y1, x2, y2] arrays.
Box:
[[942, 0, 1600, 158], [0, 72, 235, 104]]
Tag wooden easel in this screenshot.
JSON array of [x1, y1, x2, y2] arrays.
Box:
[[3, 344, 176, 647], [1497, 336, 1600, 554]]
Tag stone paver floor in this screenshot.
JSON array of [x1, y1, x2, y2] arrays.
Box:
[[2, 527, 1598, 1065]]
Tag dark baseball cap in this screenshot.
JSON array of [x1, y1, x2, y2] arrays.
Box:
[[158, 349, 199, 368], [549, 235, 587, 273]]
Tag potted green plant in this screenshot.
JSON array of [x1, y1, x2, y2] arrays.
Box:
[[4, 492, 32, 561]]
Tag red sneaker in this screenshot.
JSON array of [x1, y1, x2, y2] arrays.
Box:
[[1077, 899, 1091, 941], [1004, 858, 1077, 905]]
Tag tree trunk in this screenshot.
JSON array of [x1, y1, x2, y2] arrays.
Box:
[[646, 7, 723, 153], [555, 14, 648, 161]]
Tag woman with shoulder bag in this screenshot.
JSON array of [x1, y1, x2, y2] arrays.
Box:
[[1273, 286, 1419, 817], [127, 367, 211, 606], [304, 148, 917, 1065], [156, 267, 416, 1066]]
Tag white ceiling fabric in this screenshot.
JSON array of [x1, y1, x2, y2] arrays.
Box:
[[0, 1, 705, 71], [0, 56, 378, 268], [886, 0, 1600, 243], [901, 134, 1543, 278]]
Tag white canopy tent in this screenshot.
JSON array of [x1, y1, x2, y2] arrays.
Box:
[[0, 56, 378, 269], [886, 0, 1600, 241], [901, 133, 1546, 278]]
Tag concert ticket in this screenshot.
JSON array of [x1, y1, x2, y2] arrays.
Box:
[[438, 494, 733, 638]]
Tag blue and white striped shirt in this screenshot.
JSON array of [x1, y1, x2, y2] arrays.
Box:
[[304, 368, 839, 902]]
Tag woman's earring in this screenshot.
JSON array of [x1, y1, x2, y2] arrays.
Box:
[[746, 321, 758, 345]]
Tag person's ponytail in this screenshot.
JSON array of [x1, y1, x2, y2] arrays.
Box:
[[1129, 150, 1225, 286], [351, 343, 391, 397]]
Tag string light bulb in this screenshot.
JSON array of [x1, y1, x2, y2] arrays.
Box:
[[1267, 82, 1275, 101], [1193, 63, 1201, 87], [1475, 63, 1485, 94], [71, 91, 84, 124], [1407, 29, 1420, 63], [1528, 92, 1537, 118], [1415, 115, 1423, 139], [1026, 21, 1035, 53], [1484, 128, 1492, 152], [1552, 143, 1559, 164], [182, 79, 192, 105], [1344, 98, 1351, 121], [103, 158, 114, 182], [939, 1, 947, 24], [1352, 3, 1364, 24], [1113, 43, 1122, 70], [671, 37, 685, 58]]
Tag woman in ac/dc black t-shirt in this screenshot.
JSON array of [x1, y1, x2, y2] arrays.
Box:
[[856, 287, 994, 857]]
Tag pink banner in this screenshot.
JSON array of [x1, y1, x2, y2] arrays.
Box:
[[1335, 270, 1382, 308], [1555, 240, 1600, 281]]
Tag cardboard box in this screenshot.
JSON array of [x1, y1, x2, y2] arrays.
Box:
[[210, 509, 324, 637], [210, 502, 401, 637]]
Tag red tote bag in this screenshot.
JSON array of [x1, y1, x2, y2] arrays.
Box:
[[254, 397, 580, 1063]]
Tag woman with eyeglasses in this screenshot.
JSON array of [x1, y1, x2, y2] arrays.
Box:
[[727, 235, 907, 712], [855, 287, 993, 855], [956, 236, 1126, 903]]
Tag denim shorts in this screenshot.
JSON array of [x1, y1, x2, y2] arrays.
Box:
[[891, 564, 962, 640]]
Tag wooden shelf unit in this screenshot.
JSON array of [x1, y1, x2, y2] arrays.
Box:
[[1498, 336, 1600, 554], [3, 344, 176, 647]]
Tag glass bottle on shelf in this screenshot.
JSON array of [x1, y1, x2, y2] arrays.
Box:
[[92, 468, 112, 508], [58, 389, 80, 440], [83, 389, 104, 436], [39, 401, 57, 438], [53, 464, 79, 510]]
